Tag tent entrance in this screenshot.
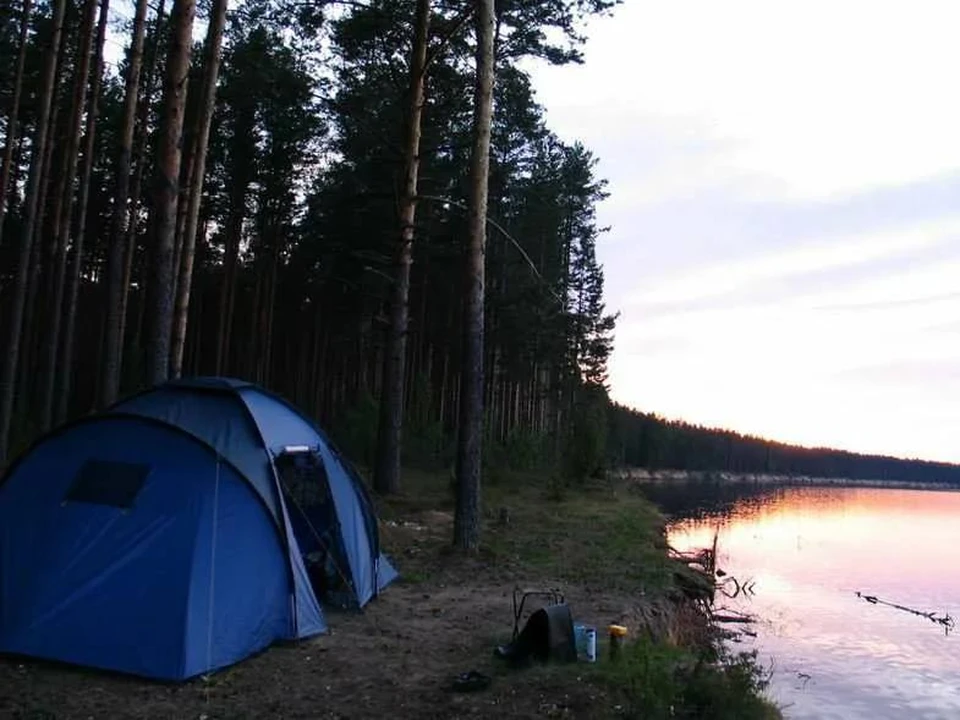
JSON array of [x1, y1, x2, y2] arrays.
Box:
[[274, 447, 355, 608]]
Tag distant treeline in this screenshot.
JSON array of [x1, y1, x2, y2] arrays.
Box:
[[607, 403, 960, 486]]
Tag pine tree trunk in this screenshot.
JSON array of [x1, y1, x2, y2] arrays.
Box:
[[99, 0, 151, 406], [15, 221, 43, 421], [0, 0, 32, 252], [170, 128, 196, 307], [373, 0, 430, 495], [0, 0, 67, 462], [14, 73, 63, 423], [187, 269, 204, 374], [145, 0, 196, 386], [246, 259, 263, 378], [454, 0, 495, 551], [57, 0, 110, 424], [38, 0, 99, 432], [215, 210, 242, 375], [119, 0, 167, 383], [308, 306, 321, 411], [170, 0, 226, 379], [316, 314, 327, 416], [262, 244, 278, 385]]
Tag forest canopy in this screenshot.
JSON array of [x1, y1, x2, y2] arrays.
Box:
[[0, 0, 621, 534], [608, 403, 960, 486]]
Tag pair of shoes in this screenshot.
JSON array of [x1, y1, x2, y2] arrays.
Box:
[[451, 670, 491, 692]]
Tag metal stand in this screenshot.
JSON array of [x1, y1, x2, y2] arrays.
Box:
[[511, 586, 564, 640]]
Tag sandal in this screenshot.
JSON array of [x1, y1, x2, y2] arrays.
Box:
[[451, 670, 492, 692]]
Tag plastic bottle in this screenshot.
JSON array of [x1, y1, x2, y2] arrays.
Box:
[[608, 624, 627, 660], [574, 623, 598, 662]]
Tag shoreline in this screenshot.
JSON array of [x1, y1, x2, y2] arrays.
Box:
[[612, 467, 957, 492]]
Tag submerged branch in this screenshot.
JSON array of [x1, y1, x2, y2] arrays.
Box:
[[856, 591, 955, 634]]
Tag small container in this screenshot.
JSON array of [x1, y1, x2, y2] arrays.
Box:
[[608, 624, 628, 660], [573, 623, 597, 663]]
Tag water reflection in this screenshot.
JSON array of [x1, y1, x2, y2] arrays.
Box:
[[649, 482, 960, 719]]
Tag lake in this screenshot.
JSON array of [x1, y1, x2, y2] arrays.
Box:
[[640, 479, 960, 720]]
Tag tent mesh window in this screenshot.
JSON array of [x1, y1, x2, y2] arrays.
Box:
[[64, 459, 151, 509]]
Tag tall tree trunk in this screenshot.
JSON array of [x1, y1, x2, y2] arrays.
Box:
[[215, 202, 243, 375], [58, 0, 110, 424], [454, 0, 495, 551], [170, 129, 196, 306], [0, 0, 67, 463], [170, 0, 226, 379], [14, 62, 64, 422], [38, 0, 99, 432], [119, 1, 167, 391], [15, 218, 43, 421], [99, 0, 151, 406], [262, 244, 278, 385], [187, 266, 204, 374], [144, 0, 196, 386], [373, 0, 431, 495], [0, 0, 32, 252], [247, 258, 263, 377]]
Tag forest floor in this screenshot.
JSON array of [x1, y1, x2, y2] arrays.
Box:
[[0, 470, 781, 719]]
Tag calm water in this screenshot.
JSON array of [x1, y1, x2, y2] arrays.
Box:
[[645, 481, 960, 720]]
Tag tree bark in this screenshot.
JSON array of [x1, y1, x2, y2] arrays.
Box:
[[99, 0, 151, 406], [454, 0, 495, 551], [373, 0, 431, 496], [0, 0, 32, 253], [0, 0, 67, 462], [170, 126, 196, 307], [215, 209, 242, 375], [13, 36, 64, 422], [170, 0, 227, 379], [145, 0, 196, 386], [262, 245, 278, 385], [38, 0, 99, 432], [57, 0, 110, 424]]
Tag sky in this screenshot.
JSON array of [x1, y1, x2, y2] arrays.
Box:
[[524, 0, 960, 464]]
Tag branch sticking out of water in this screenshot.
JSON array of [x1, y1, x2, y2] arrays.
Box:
[[855, 591, 955, 635], [716, 572, 756, 600]]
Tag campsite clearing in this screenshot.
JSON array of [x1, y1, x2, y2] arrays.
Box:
[[0, 470, 779, 719]]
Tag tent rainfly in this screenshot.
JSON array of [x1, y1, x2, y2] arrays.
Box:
[[0, 377, 398, 681]]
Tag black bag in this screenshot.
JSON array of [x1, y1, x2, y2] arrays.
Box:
[[495, 602, 577, 666]]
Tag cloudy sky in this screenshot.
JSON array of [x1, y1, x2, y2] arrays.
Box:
[[525, 0, 960, 463]]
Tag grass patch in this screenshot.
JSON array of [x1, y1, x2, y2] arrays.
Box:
[[595, 636, 780, 719], [482, 477, 675, 592], [370, 467, 674, 591]]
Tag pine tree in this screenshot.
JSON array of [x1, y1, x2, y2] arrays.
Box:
[[454, 0, 495, 552], [170, 0, 227, 378], [0, 0, 67, 462], [144, 0, 196, 386], [100, 0, 152, 406], [0, 0, 32, 253], [374, 0, 431, 496]]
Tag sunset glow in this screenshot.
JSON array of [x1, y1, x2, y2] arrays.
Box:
[[526, 0, 960, 463]]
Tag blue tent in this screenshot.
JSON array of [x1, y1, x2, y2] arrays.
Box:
[[0, 377, 398, 681]]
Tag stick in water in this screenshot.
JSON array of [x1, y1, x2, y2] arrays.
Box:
[[855, 591, 955, 634]]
